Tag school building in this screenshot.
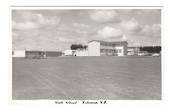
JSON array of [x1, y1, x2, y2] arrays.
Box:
[[88, 40, 128, 56]]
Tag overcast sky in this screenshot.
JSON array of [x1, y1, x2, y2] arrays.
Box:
[[12, 9, 161, 51]]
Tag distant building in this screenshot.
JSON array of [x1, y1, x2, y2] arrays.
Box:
[[25, 51, 46, 59], [127, 47, 140, 56], [75, 49, 88, 56], [12, 50, 25, 57], [139, 46, 161, 53], [64, 49, 88, 56], [45, 51, 62, 57], [64, 50, 75, 56], [138, 51, 149, 56], [13, 50, 62, 58], [88, 40, 128, 56], [127, 46, 161, 56]]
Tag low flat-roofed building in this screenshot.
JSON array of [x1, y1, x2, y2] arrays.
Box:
[[13, 50, 62, 59], [127, 47, 140, 56], [12, 50, 25, 57], [88, 40, 128, 56], [45, 51, 62, 57], [25, 51, 46, 59], [64, 50, 75, 56], [75, 49, 88, 56]]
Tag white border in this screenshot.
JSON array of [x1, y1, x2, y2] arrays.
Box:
[[0, 0, 169, 111], [11, 6, 162, 9]]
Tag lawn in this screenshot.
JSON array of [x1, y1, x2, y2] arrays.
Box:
[[12, 56, 161, 100]]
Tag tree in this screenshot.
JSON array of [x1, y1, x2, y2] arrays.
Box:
[[70, 44, 85, 50], [83, 45, 87, 49]]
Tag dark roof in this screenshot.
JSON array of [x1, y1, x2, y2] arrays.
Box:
[[88, 40, 128, 46]]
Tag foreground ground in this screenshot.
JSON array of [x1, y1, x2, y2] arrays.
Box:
[[12, 56, 161, 100]]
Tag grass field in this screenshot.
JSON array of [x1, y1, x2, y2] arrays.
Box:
[[12, 56, 161, 100]]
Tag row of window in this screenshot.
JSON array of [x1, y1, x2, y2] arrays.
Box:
[[100, 49, 122, 53]]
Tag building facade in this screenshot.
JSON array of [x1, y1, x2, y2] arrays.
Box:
[[25, 51, 46, 59], [127, 47, 140, 56], [64, 50, 75, 56], [88, 40, 128, 56], [12, 50, 25, 57], [13, 50, 62, 58], [75, 49, 88, 56], [45, 51, 62, 57], [64, 49, 88, 56]]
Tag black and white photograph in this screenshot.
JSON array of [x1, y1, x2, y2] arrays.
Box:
[[12, 7, 162, 100]]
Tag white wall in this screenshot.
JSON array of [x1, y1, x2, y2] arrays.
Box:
[[88, 41, 100, 56], [12, 50, 25, 57], [75, 50, 88, 56], [64, 50, 73, 56]]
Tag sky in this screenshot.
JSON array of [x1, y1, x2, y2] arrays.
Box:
[[12, 9, 161, 51]]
